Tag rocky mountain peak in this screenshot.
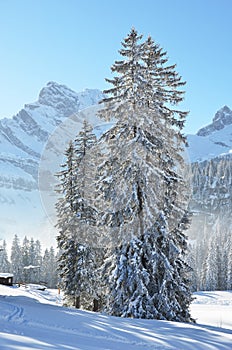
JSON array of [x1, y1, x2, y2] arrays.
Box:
[[213, 105, 232, 123], [197, 105, 232, 136], [37, 81, 81, 117], [37, 81, 103, 117], [38, 81, 77, 104]]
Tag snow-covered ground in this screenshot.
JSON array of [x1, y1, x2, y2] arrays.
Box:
[[0, 285, 231, 349]]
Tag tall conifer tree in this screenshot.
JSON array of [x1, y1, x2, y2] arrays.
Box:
[[56, 121, 102, 309], [98, 28, 192, 321]]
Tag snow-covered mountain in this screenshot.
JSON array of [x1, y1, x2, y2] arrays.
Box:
[[186, 107, 232, 268], [0, 81, 104, 190], [0, 82, 105, 247], [187, 106, 232, 162]]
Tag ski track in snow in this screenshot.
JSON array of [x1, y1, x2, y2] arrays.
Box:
[[6, 303, 24, 323], [0, 286, 231, 349]]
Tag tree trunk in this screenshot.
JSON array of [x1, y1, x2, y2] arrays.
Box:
[[74, 295, 80, 309], [93, 298, 100, 312]]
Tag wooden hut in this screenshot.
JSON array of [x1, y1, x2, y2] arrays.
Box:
[[0, 273, 13, 286]]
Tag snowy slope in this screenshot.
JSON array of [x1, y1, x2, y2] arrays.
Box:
[[187, 106, 232, 162], [0, 285, 231, 350], [191, 291, 232, 330]]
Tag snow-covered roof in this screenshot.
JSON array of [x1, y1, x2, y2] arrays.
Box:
[[0, 273, 13, 278], [23, 265, 40, 270]]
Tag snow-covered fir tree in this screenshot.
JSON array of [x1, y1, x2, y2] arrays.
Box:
[[97, 28, 192, 321], [29, 238, 42, 283], [56, 141, 78, 241], [18, 237, 42, 283], [41, 247, 58, 288], [204, 238, 219, 291], [0, 240, 10, 272], [21, 236, 31, 283], [10, 234, 23, 282], [227, 237, 232, 290], [41, 248, 51, 286], [56, 121, 102, 309]]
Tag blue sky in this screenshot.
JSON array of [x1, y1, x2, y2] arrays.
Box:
[[0, 0, 231, 133]]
